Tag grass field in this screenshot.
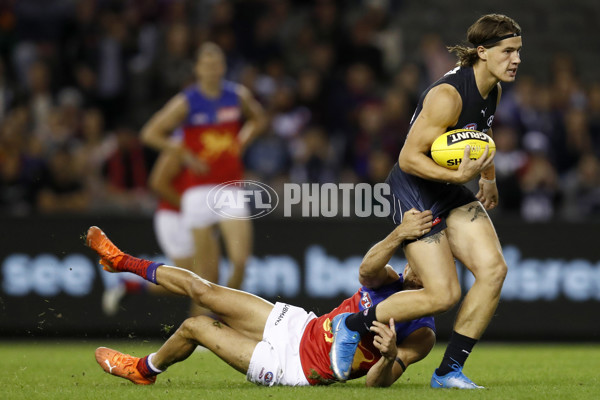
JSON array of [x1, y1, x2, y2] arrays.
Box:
[[1, 341, 599, 400]]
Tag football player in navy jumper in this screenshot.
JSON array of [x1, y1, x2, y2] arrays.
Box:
[[330, 14, 522, 389]]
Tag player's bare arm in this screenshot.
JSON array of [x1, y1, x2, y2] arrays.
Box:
[[141, 94, 189, 152], [399, 84, 495, 184], [237, 85, 267, 153], [141, 94, 208, 174], [365, 318, 399, 387], [358, 209, 433, 289], [148, 150, 183, 209]]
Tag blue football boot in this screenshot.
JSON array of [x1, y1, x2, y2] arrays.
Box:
[[329, 313, 361, 381], [431, 363, 484, 389]]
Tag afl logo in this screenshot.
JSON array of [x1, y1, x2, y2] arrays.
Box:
[[207, 180, 279, 220], [463, 123, 477, 130], [264, 371, 274, 384], [360, 292, 373, 309]]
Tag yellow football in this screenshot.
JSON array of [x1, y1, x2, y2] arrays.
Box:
[[431, 129, 496, 170]]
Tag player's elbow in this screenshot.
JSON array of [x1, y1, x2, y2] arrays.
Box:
[[140, 124, 155, 146], [398, 148, 417, 174], [366, 379, 394, 388]]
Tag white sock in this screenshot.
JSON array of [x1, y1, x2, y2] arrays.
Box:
[[147, 353, 164, 373]]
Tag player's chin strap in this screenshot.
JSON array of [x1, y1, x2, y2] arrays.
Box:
[[473, 32, 521, 48]]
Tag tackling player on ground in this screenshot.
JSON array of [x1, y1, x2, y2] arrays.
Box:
[[329, 14, 522, 389], [87, 209, 434, 387]]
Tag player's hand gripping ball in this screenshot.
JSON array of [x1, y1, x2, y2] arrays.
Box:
[[431, 129, 496, 170]]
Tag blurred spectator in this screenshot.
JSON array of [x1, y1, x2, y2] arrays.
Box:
[[0, 59, 14, 120], [101, 124, 155, 213], [0, 140, 43, 216], [392, 62, 425, 110], [338, 17, 384, 80], [493, 125, 526, 212], [588, 83, 600, 157], [519, 132, 560, 222], [73, 108, 117, 210], [418, 33, 455, 84], [95, 9, 135, 128], [561, 153, 600, 219], [25, 60, 53, 135], [152, 23, 195, 105], [269, 84, 311, 141], [289, 125, 337, 183], [37, 146, 90, 214]]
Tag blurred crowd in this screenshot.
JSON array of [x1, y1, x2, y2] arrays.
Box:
[[0, 0, 599, 221]]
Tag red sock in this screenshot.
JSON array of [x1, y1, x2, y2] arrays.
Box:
[[115, 255, 163, 284], [137, 356, 159, 378]]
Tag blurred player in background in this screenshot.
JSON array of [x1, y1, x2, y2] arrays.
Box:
[[102, 145, 198, 316], [329, 14, 522, 389], [87, 209, 434, 387], [141, 42, 266, 291]]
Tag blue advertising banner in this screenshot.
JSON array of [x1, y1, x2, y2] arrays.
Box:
[[0, 216, 598, 340]]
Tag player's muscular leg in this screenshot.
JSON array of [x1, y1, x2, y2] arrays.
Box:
[[170, 255, 204, 316], [446, 201, 507, 339], [192, 226, 220, 284], [219, 219, 252, 289], [152, 315, 259, 374], [375, 232, 461, 322], [155, 266, 273, 340]]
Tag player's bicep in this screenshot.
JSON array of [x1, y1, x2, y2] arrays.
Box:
[[359, 265, 399, 289], [403, 85, 462, 155]]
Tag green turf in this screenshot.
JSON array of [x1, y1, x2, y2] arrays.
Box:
[[1, 341, 598, 400]]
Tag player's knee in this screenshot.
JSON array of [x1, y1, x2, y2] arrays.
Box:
[[427, 285, 461, 313], [477, 257, 507, 288], [179, 315, 214, 338]]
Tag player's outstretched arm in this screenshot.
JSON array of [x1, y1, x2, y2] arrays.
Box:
[[358, 209, 433, 289]]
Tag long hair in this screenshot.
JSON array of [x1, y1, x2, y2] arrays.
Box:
[[448, 14, 521, 67]]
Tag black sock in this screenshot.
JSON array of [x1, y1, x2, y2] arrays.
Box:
[[435, 331, 477, 376], [343, 305, 378, 336]]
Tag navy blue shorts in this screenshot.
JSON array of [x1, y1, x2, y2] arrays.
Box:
[[384, 163, 477, 240]]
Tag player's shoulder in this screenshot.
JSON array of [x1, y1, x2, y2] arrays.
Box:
[[423, 83, 462, 112]]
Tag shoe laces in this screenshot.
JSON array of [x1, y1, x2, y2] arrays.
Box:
[[111, 352, 137, 369], [449, 357, 463, 373]]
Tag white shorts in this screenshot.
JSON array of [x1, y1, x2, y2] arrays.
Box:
[[181, 185, 250, 229], [246, 302, 316, 386], [153, 209, 194, 260]]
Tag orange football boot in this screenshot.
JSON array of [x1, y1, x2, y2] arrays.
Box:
[[85, 226, 124, 271], [95, 347, 156, 385]]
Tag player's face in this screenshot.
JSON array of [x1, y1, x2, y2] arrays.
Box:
[[196, 51, 226, 84], [484, 36, 522, 82]]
